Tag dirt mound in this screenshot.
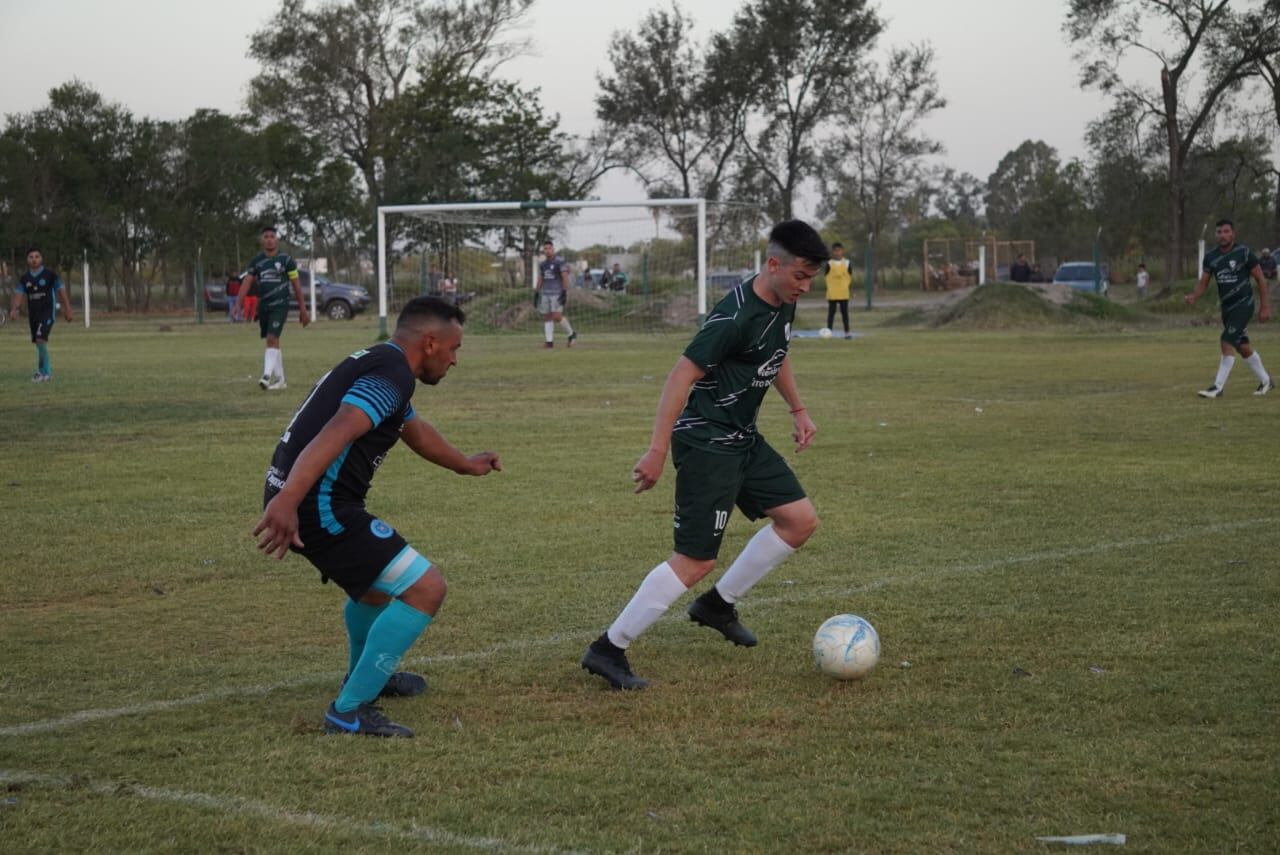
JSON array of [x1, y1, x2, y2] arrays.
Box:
[[888, 282, 1148, 330]]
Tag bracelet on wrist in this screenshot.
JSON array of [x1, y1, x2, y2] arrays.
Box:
[[789, 407, 807, 415]]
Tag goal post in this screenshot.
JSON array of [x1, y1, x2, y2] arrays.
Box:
[[375, 198, 738, 339]]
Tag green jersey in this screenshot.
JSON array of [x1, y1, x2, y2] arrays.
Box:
[[1202, 243, 1258, 313], [675, 277, 795, 453], [242, 252, 299, 309]]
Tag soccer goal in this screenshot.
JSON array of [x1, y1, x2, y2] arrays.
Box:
[[374, 199, 766, 337]]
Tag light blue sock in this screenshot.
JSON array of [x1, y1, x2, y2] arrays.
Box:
[[343, 600, 386, 676], [36, 343, 49, 375], [334, 600, 431, 713]]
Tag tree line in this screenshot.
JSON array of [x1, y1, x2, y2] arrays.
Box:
[[4, 0, 1279, 307]]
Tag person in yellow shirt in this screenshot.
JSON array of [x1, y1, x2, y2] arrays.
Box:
[[823, 242, 854, 339]]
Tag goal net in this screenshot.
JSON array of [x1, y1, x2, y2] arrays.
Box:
[[375, 199, 766, 337]]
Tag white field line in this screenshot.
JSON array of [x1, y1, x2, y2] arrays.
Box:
[[1, 517, 1271, 739], [0, 769, 589, 855]]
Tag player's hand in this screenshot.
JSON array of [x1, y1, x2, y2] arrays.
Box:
[[253, 495, 304, 560], [1184, 293, 1197, 305], [299, 308, 311, 328], [792, 410, 817, 452], [1260, 305, 1273, 322], [464, 452, 502, 475], [64, 311, 73, 323], [632, 448, 666, 494]]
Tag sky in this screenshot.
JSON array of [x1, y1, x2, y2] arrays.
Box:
[[1, 0, 1113, 211]]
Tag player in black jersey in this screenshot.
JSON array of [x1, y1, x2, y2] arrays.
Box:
[[254, 296, 502, 737], [581, 221, 827, 690], [9, 247, 73, 382]]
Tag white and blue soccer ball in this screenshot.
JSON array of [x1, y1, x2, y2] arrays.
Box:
[[818, 327, 833, 339], [813, 614, 880, 680]]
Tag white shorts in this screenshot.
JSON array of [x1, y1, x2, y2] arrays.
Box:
[[538, 292, 565, 314]]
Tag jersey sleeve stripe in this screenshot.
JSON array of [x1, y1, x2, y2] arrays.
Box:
[[341, 394, 387, 426]]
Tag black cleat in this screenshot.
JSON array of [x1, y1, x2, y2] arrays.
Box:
[[1197, 384, 1223, 399], [543, 341, 554, 349], [342, 670, 428, 699], [1254, 379, 1275, 396], [688, 591, 758, 647], [322, 702, 414, 738], [581, 635, 649, 690], [567, 331, 577, 348]]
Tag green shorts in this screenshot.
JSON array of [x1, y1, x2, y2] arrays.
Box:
[[671, 436, 806, 561], [259, 304, 289, 339], [1221, 302, 1253, 348]]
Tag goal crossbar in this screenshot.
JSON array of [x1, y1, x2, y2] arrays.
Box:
[[375, 198, 708, 337]]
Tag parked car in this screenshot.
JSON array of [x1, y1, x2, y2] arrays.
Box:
[[205, 272, 370, 320], [1052, 262, 1110, 296], [709, 269, 755, 291]]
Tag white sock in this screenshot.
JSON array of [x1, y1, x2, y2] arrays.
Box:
[[274, 348, 285, 382], [560, 317, 575, 335], [606, 562, 688, 649], [1245, 352, 1270, 383], [715, 525, 796, 604], [262, 349, 273, 378], [544, 321, 554, 343], [1214, 355, 1236, 389]]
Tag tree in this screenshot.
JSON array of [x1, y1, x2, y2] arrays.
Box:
[[247, 0, 534, 212], [595, 4, 749, 200], [1067, 0, 1280, 277], [820, 44, 946, 253], [985, 140, 1091, 258], [712, 0, 881, 220]]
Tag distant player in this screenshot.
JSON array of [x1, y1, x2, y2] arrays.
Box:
[[9, 247, 73, 382], [1186, 219, 1273, 397], [822, 242, 853, 339], [253, 296, 501, 737], [580, 220, 828, 690], [239, 225, 310, 390], [536, 240, 576, 348]]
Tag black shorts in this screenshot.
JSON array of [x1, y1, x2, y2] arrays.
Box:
[[671, 436, 807, 561], [1221, 302, 1253, 348], [259, 304, 289, 339], [266, 488, 417, 600], [29, 316, 54, 343]]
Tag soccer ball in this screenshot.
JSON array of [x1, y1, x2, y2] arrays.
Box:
[[818, 327, 833, 339], [812, 614, 880, 680]]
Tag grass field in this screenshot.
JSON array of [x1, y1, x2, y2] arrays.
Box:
[[2, 307, 1277, 853]]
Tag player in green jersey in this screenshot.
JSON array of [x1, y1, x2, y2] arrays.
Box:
[[581, 220, 829, 690], [239, 225, 310, 391], [1186, 219, 1273, 397]]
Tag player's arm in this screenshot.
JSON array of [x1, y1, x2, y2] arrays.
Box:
[[1185, 271, 1211, 304], [9, 285, 24, 318], [253, 405, 372, 559], [1251, 264, 1272, 321], [632, 356, 705, 493], [240, 272, 257, 297], [401, 416, 501, 476], [55, 280, 73, 322], [288, 269, 310, 326], [774, 355, 816, 452]]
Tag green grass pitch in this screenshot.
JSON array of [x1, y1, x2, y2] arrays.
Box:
[[1, 312, 1277, 852]]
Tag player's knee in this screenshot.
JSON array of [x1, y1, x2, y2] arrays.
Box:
[[777, 503, 818, 546], [399, 566, 447, 615]]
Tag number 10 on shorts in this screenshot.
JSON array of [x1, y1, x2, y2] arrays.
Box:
[[713, 509, 729, 533]]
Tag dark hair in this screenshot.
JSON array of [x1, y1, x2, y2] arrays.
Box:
[[769, 220, 830, 265], [396, 295, 465, 329], [831, 242, 844, 249], [543, 239, 554, 247], [261, 225, 278, 235], [1138, 263, 1146, 269], [1216, 218, 1234, 229], [26, 246, 40, 255]]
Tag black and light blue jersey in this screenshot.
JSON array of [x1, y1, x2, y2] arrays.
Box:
[[266, 342, 417, 532], [17, 268, 63, 321]]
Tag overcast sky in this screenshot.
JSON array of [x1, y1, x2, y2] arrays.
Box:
[[2, 0, 1113, 209]]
